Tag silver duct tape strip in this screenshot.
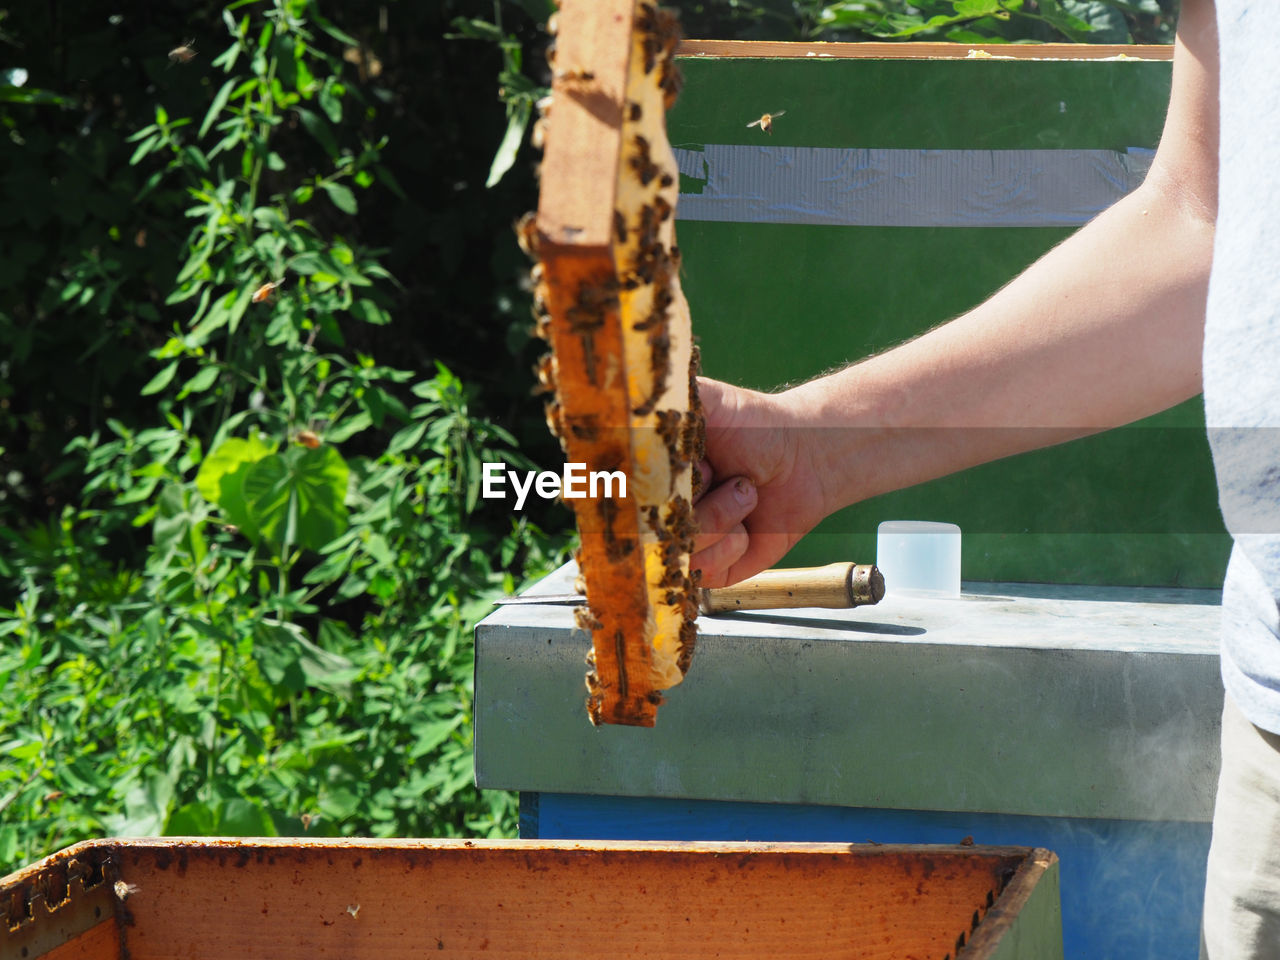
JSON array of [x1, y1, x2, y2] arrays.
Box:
[[674, 144, 1155, 228]]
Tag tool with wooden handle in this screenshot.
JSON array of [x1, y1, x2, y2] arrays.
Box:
[[496, 562, 884, 615], [698, 561, 884, 614]]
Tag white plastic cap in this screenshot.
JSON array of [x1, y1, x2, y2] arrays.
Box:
[[876, 520, 962, 598]]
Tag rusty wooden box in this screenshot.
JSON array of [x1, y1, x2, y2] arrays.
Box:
[[2, 838, 1059, 960]]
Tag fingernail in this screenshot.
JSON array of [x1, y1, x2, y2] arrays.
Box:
[[733, 477, 754, 504]]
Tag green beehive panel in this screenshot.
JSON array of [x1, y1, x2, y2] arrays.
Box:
[[669, 52, 1229, 586]]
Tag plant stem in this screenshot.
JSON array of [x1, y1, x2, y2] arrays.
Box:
[[246, 32, 279, 222]]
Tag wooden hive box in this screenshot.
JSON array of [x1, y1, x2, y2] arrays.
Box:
[[2, 838, 1060, 960]]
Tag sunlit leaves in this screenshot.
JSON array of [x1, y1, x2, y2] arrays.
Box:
[[0, 0, 574, 878], [810, 0, 1171, 43], [196, 433, 276, 539], [240, 445, 350, 551]]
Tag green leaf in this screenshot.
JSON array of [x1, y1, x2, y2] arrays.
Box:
[[152, 482, 209, 566], [226, 283, 256, 335], [295, 107, 338, 158], [388, 421, 427, 455], [318, 79, 343, 124], [447, 17, 505, 42], [953, 0, 1005, 14], [8, 741, 41, 761], [166, 801, 217, 836], [310, 9, 359, 46], [323, 182, 357, 215], [1060, 0, 1130, 42], [486, 99, 531, 188], [408, 715, 465, 760], [104, 773, 177, 837], [301, 543, 357, 585], [322, 412, 372, 443], [211, 41, 241, 73], [141, 360, 181, 396], [0, 86, 69, 106], [253, 207, 287, 230], [241, 446, 350, 551], [216, 798, 278, 837], [182, 144, 211, 174], [128, 133, 160, 166], [177, 364, 220, 399], [175, 235, 216, 285], [287, 250, 330, 275], [196, 435, 276, 538], [350, 298, 389, 325], [200, 78, 239, 139], [1034, 0, 1096, 39], [126, 123, 159, 144], [255, 619, 359, 696], [197, 435, 274, 503], [317, 785, 361, 821]]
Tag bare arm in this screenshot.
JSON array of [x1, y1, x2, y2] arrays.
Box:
[[693, 0, 1220, 585]]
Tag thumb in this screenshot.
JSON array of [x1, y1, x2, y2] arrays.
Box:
[[695, 375, 733, 429]]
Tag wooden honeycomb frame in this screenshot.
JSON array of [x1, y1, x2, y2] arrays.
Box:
[[523, 0, 703, 726]]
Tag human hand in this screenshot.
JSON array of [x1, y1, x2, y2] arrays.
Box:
[[690, 377, 831, 588]]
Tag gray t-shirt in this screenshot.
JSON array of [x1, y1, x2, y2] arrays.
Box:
[[1203, 0, 1280, 733]]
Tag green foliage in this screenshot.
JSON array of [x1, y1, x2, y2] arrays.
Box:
[[678, 0, 1179, 42], [0, 0, 568, 874], [806, 0, 1177, 43]]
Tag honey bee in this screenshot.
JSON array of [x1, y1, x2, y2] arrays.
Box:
[[295, 429, 322, 449], [252, 278, 285, 303], [113, 881, 141, 901], [747, 110, 786, 135], [555, 66, 596, 83], [346, 904, 361, 919], [530, 116, 548, 151], [167, 40, 197, 67], [514, 211, 540, 258]]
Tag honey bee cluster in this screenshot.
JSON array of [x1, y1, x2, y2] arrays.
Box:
[[518, 1, 703, 727]]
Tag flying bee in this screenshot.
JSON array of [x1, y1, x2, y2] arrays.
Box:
[[747, 110, 786, 135], [114, 881, 141, 901], [251, 278, 285, 303], [167, 39, 197, 67], [295, 429, 322, 449]]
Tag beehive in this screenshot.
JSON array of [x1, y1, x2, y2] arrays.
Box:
[[2, 838, 1061, 960]]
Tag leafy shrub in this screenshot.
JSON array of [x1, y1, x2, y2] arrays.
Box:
[[0, 0, 567, 874]]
